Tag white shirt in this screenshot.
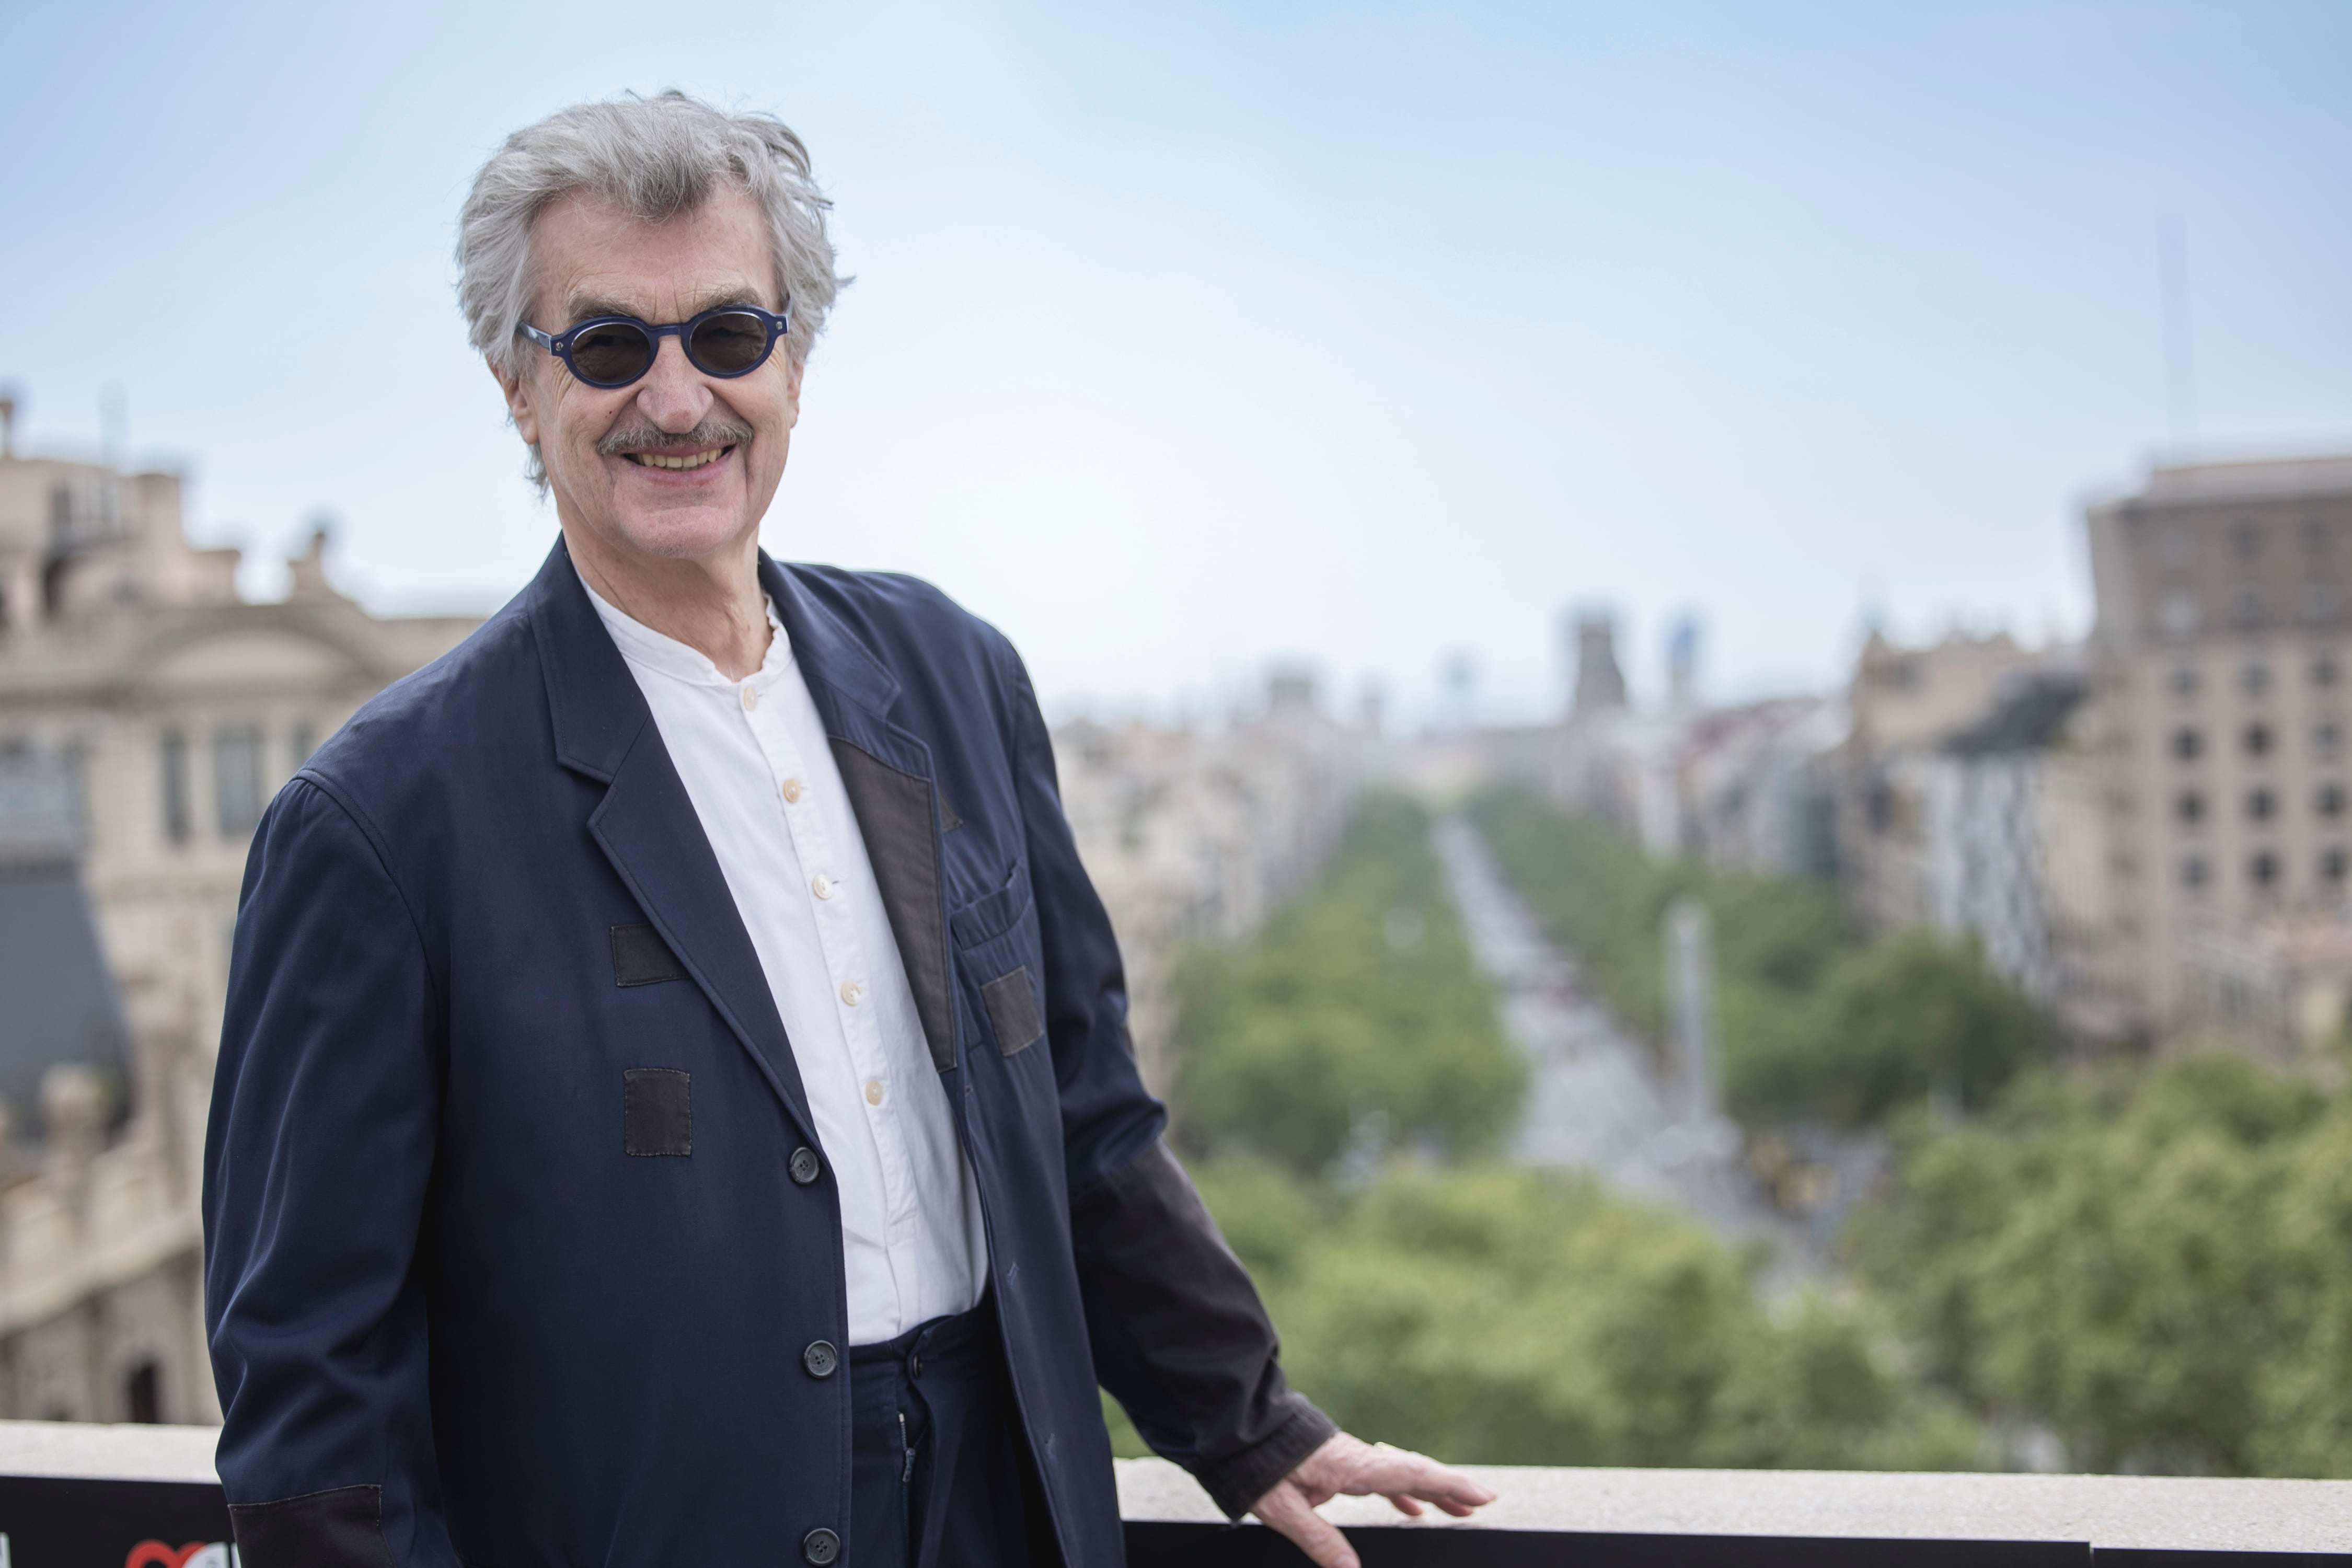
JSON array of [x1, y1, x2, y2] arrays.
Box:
[[583, 574, 989, 1344]]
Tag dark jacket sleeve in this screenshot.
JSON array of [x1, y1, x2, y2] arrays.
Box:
[[1004, 659, 1336, 1518], [202, 778, 454, 1568]]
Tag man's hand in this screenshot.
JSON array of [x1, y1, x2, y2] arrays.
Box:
[[1250, 1432, 1497, 1568]]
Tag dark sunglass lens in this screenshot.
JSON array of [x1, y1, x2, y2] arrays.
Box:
[[689, 313, 771, 375], [568, 321, 655, 385]]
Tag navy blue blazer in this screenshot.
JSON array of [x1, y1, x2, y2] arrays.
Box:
[[202, 540, 1333, 1567]]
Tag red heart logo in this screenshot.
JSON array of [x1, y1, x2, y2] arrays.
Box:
[[122, 1542, 212, 1568]]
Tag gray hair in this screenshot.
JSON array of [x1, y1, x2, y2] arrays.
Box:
[[456, 93, 844, 482]]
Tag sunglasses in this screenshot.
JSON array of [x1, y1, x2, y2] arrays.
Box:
[[515, 301, 792, 389]]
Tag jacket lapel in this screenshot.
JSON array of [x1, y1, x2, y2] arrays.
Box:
[[526, 539, 821, 1139], [762, 557, 962, 1073]]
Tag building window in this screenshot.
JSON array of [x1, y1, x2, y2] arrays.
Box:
[[2307, 517, 2331, 555], [2249, 787, 2278, 822], [2305, 583, 2342, 625], [2177, 791, 2206, 825], [125, 1361, 160, 1425], [2171, 664, 2199, 698], [2160, 590, 2202, 637], [2251, 849, 2281, 890], [2173, 727, 2203, 761], [2316, 652, 2341, 688], [2234, 585, 2267, 628], [290, 720, 318, 770], [2320, 722, 2344, 759], [213, 725, 264, 839], [2324, 847, 2349, 884], [2321, 782, 2347, 818], [2242, 659, 2271, 695], [160, 729, 190, 845], [2245, 722, 2274, 758], [2234, 521, 2263, 558], [2183, 854, 2210, 891]]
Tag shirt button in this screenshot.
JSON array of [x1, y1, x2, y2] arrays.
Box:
[[864, 1077, 885, 1106], [740, 685, 759, 712], [840, 980, 863, 1007], [811, 873, 834, 900], [781, 777, 803, 804]]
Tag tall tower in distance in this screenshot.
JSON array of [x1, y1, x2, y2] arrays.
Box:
[[1569, 609, 1629, 718], [1666, 615, 1701, 712]]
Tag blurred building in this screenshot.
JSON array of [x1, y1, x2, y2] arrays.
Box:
[[2086, 453, 2352, 1046], [1551, 611, 1673, 849], [1923, 670, 2121, 1033], [1680, 696, 1846, 882], [1833, 629, 2066, 936], [0, 426, 479, 1421], [1549, 612, 1840, 880], [1052, 676, 1359, 1098]]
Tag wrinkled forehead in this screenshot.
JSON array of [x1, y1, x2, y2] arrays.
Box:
[[528, 185, 779, 327]]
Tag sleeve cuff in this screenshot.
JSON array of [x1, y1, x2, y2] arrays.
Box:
[[1193, 1399, 1340, 1520]]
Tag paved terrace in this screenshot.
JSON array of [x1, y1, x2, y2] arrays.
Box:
[[2, 1421, 2346, 1564]]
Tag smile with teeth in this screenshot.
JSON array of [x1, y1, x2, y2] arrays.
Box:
[[624, 446, 731, 471]]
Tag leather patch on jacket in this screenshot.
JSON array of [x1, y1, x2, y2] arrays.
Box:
[[1069, 1141, 1336, 1519], [829, 739, 955, 1069], [610, 922, 687, 987], [981, 966, 1044, 1056], [229, 1482, 397, 1568], [623, 1068, 692, 1156]]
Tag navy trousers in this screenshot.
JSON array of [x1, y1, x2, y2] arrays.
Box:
[[846, 1297, 1059, 1568]]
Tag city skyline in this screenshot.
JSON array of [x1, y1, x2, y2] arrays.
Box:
[[4, 0, 2348, 724]]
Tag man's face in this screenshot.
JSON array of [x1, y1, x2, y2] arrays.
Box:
[[497, 185, 802, 564]]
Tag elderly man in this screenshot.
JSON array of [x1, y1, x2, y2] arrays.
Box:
[[202, 93, 1490, 1568]]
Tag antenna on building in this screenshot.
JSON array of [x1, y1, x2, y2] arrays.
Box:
[[2157, 215, 2197, 449]]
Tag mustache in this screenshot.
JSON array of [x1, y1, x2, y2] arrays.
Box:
[[596, 419, 755, 456]]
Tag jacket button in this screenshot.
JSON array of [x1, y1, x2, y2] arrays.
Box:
[[789, 1147, 822, 1185], [803, 1340, 839, 1379], [802, 1527, 840, 1564]]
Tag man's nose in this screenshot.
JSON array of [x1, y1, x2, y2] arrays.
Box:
[[633, 334, 714, 432]]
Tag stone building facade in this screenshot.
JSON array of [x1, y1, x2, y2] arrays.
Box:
[[0, 433, 479, 1422], [2086, 454, 2352, 1043]]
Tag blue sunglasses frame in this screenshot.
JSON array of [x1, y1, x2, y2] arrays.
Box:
[[515, 301, 793, 389]]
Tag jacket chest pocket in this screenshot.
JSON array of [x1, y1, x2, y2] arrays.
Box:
[[951, 863, 1044, 1057]]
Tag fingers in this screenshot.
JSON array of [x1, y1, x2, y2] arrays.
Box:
[[1254, 1480, 1362, 1568], [1345, 1444, 1498, 1511]]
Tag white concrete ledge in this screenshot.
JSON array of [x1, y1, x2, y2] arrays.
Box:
[[6, 1424, 2349, 1555], [1117, 1457, 2352, 1555], [0, 1419, 217, 1483]]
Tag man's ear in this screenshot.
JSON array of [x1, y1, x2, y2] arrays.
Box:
[[490, 357, 541, 447], [782, 352, 805, 433]]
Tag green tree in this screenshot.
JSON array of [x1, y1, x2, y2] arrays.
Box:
[[1733, 932, 2048, 1126], [1173, 1159, 1981, 1471], [1173, 793, 1525, 1177], [1852, 1050, 2352, 1475]]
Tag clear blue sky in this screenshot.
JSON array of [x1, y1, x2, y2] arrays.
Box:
[[4, 1, 2347, 722]]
